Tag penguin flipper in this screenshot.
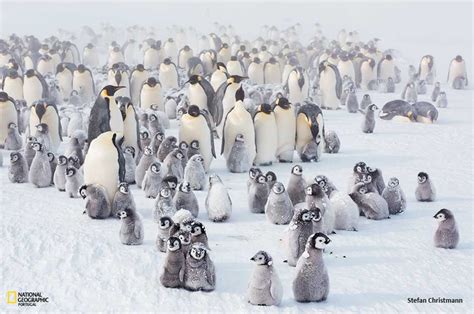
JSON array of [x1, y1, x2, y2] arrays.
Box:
[[200, 110, 216, 158], [213, 82, 228, 126], [220, 108, 233, 155], [112, 133, 126, 182]]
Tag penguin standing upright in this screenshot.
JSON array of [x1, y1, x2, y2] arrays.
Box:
[[0, 92, 18, 145], [140, 77, 162, 111], [447, 55, 468, 89], [337, 53, 355, 82], [186, 75, 215, 117], [247, 58, 264, 85], [130, 64, 149, 105], [377, 54, 396, 81], [55, 63, 75, 103], [214, 75, 247, 136], [359, 58, 376, 90], [87, 85, 124, 146], [319, 61, 342, 110], [287, 67, 309, 105], [159, 58, 179, 90], [72, 64, 95, 103], [82, 43, 100, 68], [117, 97, 140, 159], [29, 100, 62, 153], [178, 45, 193, 69], [264, 57, 281, 84], [143, 43, 162, 70], [253, 104, 277, 166], [296, 102, 324, 162], [2, 69, 24, 101], [210, 63, 229, 91], [418, 55, 435, 84], [23, 69, 48, 107], [83, 132, 125, 205], [226, 56, 244, 76], [108, 64, 130, 98], [273, 97, 295, 163], [179, 105, 215, 172]]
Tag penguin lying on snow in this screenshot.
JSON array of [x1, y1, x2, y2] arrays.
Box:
[[379, 100, 438, 123]]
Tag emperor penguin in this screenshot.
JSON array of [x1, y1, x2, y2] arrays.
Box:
[[72, 64, 95, 103], [415, 171, 436, 202], [130, 64, 149, 105], [433, 209, 459, 249], [140, 77, 162, 111], [382, 177, 406, 215], [23, 69, 48, 107], [265, 182, 294, 225], [287, 66, 309, 105], [264, 57, 282, 84], [226, 56, 244, 76], [337, 53, 355, 82], [87, 85, 124, 146], [117, 97, 140, 158], [163, 38, 177, 61], [29, 142, 52, 188], [108, 64, 130, 98], [210, 62, 229, 91], [107, 46, 125, 68], [83, 132, 125, 205], [0, 92, 18, 145], [359, 58, 376, 90], [296, 102, 324, 161], [221, 87, 256, 164], [349, 183, 389, 220], [447, 55, 468, 89], [29, 100, 62, 152], [179, 105, 215, 172], [82, 43, 100, 68], [160, 237, 186, 288], [273, 97, 296, 162], [253, 103, 277, 166], [293, 232, 331, 303], [377, 54, 396, 81], [159, 58, 179, 91], [319, 61, 342, 110], [247, 58, 264, 85], [218, 43, 232, 64], [418, 55, 436, 84], [143, 44, 162, 70], [8, 152, 29, 183], [183, 242, 216, 292], [2, 69, 24, 101], [213, 75, 247, 135], [55, 63, 75, 103], [247, 251, 283, 306], [178, 45, 193, 69], [186, 75, 215, 116], [205, 174, 232, 222]]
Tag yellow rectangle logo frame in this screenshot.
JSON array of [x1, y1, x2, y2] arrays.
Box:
[[7, 291, 17, 304]]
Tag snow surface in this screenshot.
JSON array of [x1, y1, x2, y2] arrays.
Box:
[[1, 1, 473, 312]]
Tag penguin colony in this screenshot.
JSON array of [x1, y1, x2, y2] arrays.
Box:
[[0, 21, 466, 305]]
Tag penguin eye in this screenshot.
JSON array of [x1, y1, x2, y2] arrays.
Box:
[[356, 166, 362, 173]]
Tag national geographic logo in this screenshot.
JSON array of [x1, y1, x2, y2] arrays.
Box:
[[6, 291, 49, 307]]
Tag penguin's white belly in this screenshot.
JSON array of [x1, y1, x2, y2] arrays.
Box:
[[320, 70, 339, 109], [123, 112, 138, 153], [130, 74, 147, 105], [179, 115, 213, 171], [24, 57, 34, 71], [188, 84, 208, 111], [223, 111, 256, 163], [0, 54, 10, 67], [57, 71, 73, 101], [416, 116, 434, 124], [140, 86, 162, 110], [391, 116, 412, 123], [109, 103, 124, 133], [226, 62, 243, 76], [83, 50, 99, 68], [448, 62, 465, 84], [338, 61, 355, 81], [295, 114, 314, 154], [281, 65, 294, 85], [0, 103, 17, 143], [73, 74, 94, 101], [3, 77, 24, 100], [254, 115, 277, 164], [37, 60, 54, 76], [419, 59, 430, 80], [159, 68, 178, 90], [163, 45, 177, 61], [265, 66, 281, 84], [247, 64, 264, 85], [178, 52, 191, 69], [108, 53, 124, 68], [219, 84, 240, 136], [274, 108, 296, 156], [210, 71, 227, 91], [24, 78, 43, 107], [380, 61, 395, 80], [360, 64, 375, 90]]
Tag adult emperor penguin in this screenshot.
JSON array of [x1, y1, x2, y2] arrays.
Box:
[[186, 75, 215, 117], [319, 61, 342, 110], [0, 92, 18, 145], [143, 43, 162, 70], [337, 53, 355, 82], [83, 132, 125, 204], [117, 97, 141, 159], [159, 58, 179, 90], [130, 64, 149, 105], [418, 55, 435, 84], [272, 97, 296, 162], [247, 58, 264, 85], [55, 63, 75, 103], [447, 55, 468, 89], [107, 46, 125, 68], [377, 54, 396, 81], [29, 99, 62, 152], [214, 75, 247, 135], [87, 85, 125, 146], [359, 58, 376, 90], [163, 38, 177, 62], [179, 105, 215, 172], [2, 69, 24, 101], [226, 56, 244, 76], [253, 103, 277, 166], [140, 77, 162, 110], [36, 54, 55, 76], [221, 87, 256, 164], [296, 102, 324, 160], [210, 62, 229, 91], [178, 45, 193, 69], [264, 57, 282, 84], [23, 69, 48, 107], [72, 64, 95, 103], [287, 66, 309, 105], [107, 64, 130, 98], [82, 43, 100, 68]]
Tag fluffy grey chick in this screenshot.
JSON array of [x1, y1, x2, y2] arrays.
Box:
[[247, 251, 283, 306], [8, 152, 29, 183], [153, 187, 177, 223], [123, 146, 136, 184], [361, 104, 378, 133], [53, 155, 68, 191], [248, 174, 270, 214], [381, 177, 406, 215], [29, 142, 51, 188], [142, 162, 162, 198], [157, 136, 177, 162], [226, 134, 251, 173], [161, 148, 184, 180], [65, 166, 84, 198], [118, 207, 144, 245], [349, 183, 389, 220], [287, 165, 306, 205], [112, 182, 136, 218], [415, 171, 436, 202], [184, 154, 207, 191], [173, 181, 199, 218], [265, 182, 294, 225], [433, 208, 459, 249], [4, 122, 22, 150], [436, 92, 448, 108], [160, 236, 186, 288], [135, 146, 156, 188], [156, 216, 176, 253], [324, 130, 340, 154], [80, 184, 111, 219], [183, 242, 216, 292], [360, 94, 372, 110], [345, 89, 358, 113]]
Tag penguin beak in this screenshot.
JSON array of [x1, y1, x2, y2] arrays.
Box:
[[114, 86, 125, 91], [250, 257, 255, 261], [325, 238, 331, 244]]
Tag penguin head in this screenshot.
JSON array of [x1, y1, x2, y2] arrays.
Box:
[[229, 75, 247, 84], [167, 237, 181, 252], [235, 86, 245, 102], [56, 63, 65, 73], [258, 103, 272, 114], [47, 152, 55, 163], [314, 174, 328, 188], [235, 133, 245, 143], [140, 131, 150, 140], [25, 69, 36, 78], [187, 105, 200, 117], [190, 140, 200, 150], [31, 142, 43, 152], [417, 172, 428, 184], [36, 123, 48, 133], [385, 54, 393, 61], [86, 43, 94, 49], [149, 113, 157, 122], [8, 122, 17, 129], [309, 232, 331, 250], [118, 182, 129, 194], [291, 165, 303, 176], [265, 171, 277, 183], [124, 146, 135, 158], [118, 208, 134, 220], [163, 175, 178, 190], [146, 77, 158, 87], [177, 231, 191, 245], [357, 184, 368, 194], [250, 251, 273, 266], [100, 85, 125, 98], [58, 155, 68, 166], [179, 181, 191, 193], [209, 173, 222, 185], [190, 221, 206, 236], [187, 75, 201, 85], [159, 216, 174, 230], [155, 132, 165, 142], [136, 64, 145, 71], [66, 167, 77, 177], [298, 209, 313, 222], [77, 64, 86, 73], [159, 187, 171, 199], [433, 208, 453, 222], [256, 174, 267, 184], [163, 58, 172, 65], [252, 57, 261, 64], [305, 183, 325, 197], [216, 62, 227, 72], [79, 185, 88, 199], [0, 91, 9, 102], [10, 152, 20, 163], [455, 55, 463, 62], [68, 155, 80, 167], [189, 243, 207, 260], [150, 162, 161, 174], [435, 82, 440, 87], [310, 207, 322, 222], [191, 154, 203, 165], [272, 182, 285, 194], [248, 167, 262, 180], [354, 161, 367, 174], [143, 146, 153, 156], [275, 97, 290, 110], [387, 177, 400, 189]]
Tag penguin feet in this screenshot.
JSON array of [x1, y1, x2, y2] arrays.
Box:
[[278, 159, 293, 163]]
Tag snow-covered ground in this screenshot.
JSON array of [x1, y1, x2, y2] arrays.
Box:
[[1, 1, 473, 312]]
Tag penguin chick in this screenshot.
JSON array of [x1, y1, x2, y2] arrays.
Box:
[[187, 140, 200, 159], [150, 131, 165, 154], [140, 129, 151, 149], [184, 154, 207, 191], [323, 130, 340, 154], [66, 137, 84, 166], [247, 251, 283, 306], [24, 136, 37, 168], [361, 104, 378, 133], [436, 92, 448, 108], [345, 89, 358, 113], [323, 179, 359, 232], [415, 172, 436, 202], [112, 182, 136, 218], [190, 221, 209, 248], [178, 141, 189, 169], [153, 187, 177, 223], [29, 142, 52, 188], [265, 182, 294, 224], [157, 136, 177, 162], [226, 134, 251, 173], [431, 82, 440, 102], [381, 177, 406, 215], [118, 208, 144, 245], [293, 232, 330, 303], [265, 171, 277, 190], [175, 230, 192, 253], [285, 207, 321, 267], [173, 181, 199, 218], [53, 155, 68, 191], [34, 123, 52, 152], [156, 216, 176, 253], [433, 209, 459, 249], [162, 175, 178, 197], [349, 183, 389, 220], [80, 184, 111, 219], [247, 167, 262, 193], [287, 165, 306, 205], [305, 183, 334, 234], [248, 174, 270, 214], [4, 122, 22, 150], [300, 138, 321, 162], [366, 165, 386, 194], [148, 113, 165, 136], [160, 237, 186, 288], [348, 161, 368, 193], [161, 148, 184, 180], [183, 243, 216, 292], [48, 152, 57, 185], [135, 146, 156, 188], [142, 162, 162, 198], [205, 174, 232, 222], [360, 94, 372, 110], [123, 146, 136, 184], [67, 155, 81, 170], [8, 152, 29, 183], [65, 166, 84, 198]]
